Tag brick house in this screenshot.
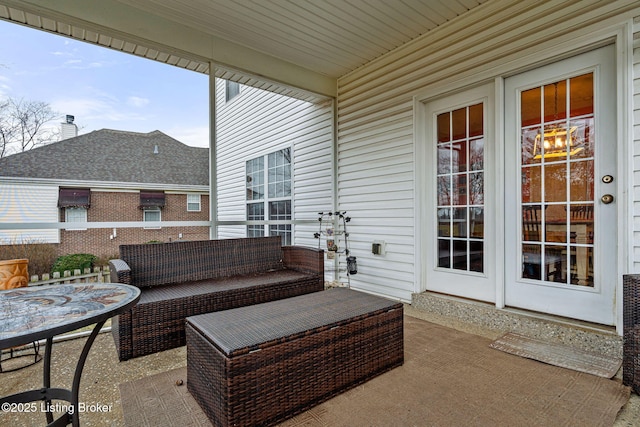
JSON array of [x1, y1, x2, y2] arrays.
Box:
[[0, 128, 209, 259]]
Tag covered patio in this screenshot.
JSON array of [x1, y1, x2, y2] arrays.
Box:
[[0, 305, 636, 426], [2, 0, 640, 425]]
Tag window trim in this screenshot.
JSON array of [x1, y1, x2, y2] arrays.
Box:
[[225, 80, 241, 103], [143, 207, 162, 229], [187, 194, 201, 212], [245, 147, 293, 244], [64, 207, 88, 231]]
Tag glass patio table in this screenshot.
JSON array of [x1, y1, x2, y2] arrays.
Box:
[[0, 283, 140, 427]]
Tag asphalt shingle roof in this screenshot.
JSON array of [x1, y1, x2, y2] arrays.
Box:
[[0, 129, 209, 186]]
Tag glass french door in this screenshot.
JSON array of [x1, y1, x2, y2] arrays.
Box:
[[504, 45, 617, 325], [424, 84, 496, 302]]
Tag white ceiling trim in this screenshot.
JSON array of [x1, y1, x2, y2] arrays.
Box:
[[0, 0, 491, 101]]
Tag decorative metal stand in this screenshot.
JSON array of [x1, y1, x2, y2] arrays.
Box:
[[314, 211, 357, 287]]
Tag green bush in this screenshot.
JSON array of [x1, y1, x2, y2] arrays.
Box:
[[0, 239, 58, 277], [52, 253, 97, 275]]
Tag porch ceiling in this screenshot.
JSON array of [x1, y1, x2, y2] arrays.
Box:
[[0, 0, 488, 100]]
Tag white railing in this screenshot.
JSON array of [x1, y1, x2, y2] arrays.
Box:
[[28, 266, 110, 287]]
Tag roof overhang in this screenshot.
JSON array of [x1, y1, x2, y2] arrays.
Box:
[[0, 0, 336, 102]]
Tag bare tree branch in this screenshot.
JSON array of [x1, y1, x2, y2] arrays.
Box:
[[0, 97, 61, 157]]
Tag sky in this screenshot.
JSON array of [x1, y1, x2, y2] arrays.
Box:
[[0, 20, 210, 147]]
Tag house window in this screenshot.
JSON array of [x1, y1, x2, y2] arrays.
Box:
[[143, 207, 161, 229], [64, 207, 87, 230], [58, 188, 90, 231], [226, 80, 240, 102], [246, 148, 292, 245], [140, 190, 164, 229], [187, 194, 201, 212]]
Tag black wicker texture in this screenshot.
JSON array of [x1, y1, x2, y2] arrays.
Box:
[[623, 274, 640, 393], [109, 237, 324, 361], [186, 289, 404, 427], [119, 236, 285, 289]]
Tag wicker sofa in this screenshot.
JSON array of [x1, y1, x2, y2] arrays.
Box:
[[108, 236, 324, 361]]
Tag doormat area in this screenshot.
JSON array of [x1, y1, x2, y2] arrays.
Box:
[[120, 317, 630, 427], [489, 332, 622, 378]]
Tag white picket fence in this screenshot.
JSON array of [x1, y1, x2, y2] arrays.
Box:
[[28, 266, 110, 287]]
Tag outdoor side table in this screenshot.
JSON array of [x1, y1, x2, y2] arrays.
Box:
[[186, 287, 404, 427], [0, 283, 140, 427]]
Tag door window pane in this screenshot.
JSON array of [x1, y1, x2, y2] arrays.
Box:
[[437, 112, 450, 142], [451, 141, 467, 172], [544, 163, 567, 203], [469, 172, 484, 205], [469, 207, 484, 239], [522, 127, 542, 165], [438, 143, 451, 174], [469, 103, 483, 137], [438, 208, 451, 237], [570, 73, 594, 117], [570, 160, 594, 202], [569, 118, 595, 159], [521, 87, 541, 126], [519, 74, 595, 287], [544, 81, 566, 122], [452, 108, 467, 140], [522, 205, 542, 242], [453, 240, 468, 270], [438, 239, 451, 268], [521, 166, 542, 204], [435, 102, 484, 274], [522, 244, 542, 280], [470, 138, 484, 170]]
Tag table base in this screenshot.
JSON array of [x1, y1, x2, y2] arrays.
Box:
[[0, 320, 106, 427]]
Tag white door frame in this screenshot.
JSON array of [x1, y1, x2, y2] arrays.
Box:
[[414, 22, 632, 334], [415, 83, 497, 302], [504, 45, 617, 325]]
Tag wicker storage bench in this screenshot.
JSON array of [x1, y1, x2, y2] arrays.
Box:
[[109, 236, 324, 361], [186, 287, 404, 427]]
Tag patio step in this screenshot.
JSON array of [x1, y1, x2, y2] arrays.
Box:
[[410, 292, 622, 360]]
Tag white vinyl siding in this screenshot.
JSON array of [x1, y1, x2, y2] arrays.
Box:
[[215, 78, 334, 252], [337, 1, 639, 301], [0, 183, 59, 243]]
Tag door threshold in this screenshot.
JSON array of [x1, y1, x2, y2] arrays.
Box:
[[410, 291, 621, 358]]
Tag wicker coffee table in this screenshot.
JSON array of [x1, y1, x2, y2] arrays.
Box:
[[186, 287, 404, 427]]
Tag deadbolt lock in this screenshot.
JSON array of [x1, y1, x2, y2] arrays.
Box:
[[602, 175, 614, 184], [601, 194, 614, 204]]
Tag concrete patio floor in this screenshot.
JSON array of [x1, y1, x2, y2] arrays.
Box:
[[0, 304, 638, 426]]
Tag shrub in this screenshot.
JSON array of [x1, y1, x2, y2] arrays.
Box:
[[0, 239, 58, 277], [52, 253, 97, 275]]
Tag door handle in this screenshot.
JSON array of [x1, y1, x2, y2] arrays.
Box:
[[601, 194, 614, 204]]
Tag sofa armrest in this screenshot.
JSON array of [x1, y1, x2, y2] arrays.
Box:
[[109, 259, 133, 285], [282, 246, 324, 277]]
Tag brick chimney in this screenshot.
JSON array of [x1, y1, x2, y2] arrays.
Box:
[[60, 115, 78, 140]]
